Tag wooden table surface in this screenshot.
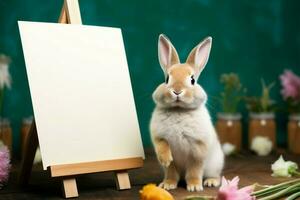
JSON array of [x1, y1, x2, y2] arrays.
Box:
[[0, 149, 299, 200]]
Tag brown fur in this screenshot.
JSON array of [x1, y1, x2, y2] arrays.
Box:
[[168, 64, 195, 99], [153, 138, 173, 167], [185, 140, 207, 190], [153, 137, 179, 190], [163, 163, 179, 185]]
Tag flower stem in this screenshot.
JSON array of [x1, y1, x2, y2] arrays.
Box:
[[258, 183, 300, 200], [286, 191, 300, 200], [254, 185, 288, 197], [286, 190, 300, 200], [252, 178, 300, 196]]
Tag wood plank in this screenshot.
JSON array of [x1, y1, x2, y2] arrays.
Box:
[[115, 171, 131, 190], [64, 0, 82, 24], [61, 178, 79, 198], [49, 157, 143, 177], [58, 2, 68, 24], [18, 120, 39, 185]]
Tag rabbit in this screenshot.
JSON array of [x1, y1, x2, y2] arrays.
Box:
[[150, 34, 224, 192]]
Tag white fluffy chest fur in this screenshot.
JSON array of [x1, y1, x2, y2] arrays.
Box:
[[150, 105, 216, 147]]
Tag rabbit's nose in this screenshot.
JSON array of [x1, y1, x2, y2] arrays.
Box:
[[173, 90, 183, 95]]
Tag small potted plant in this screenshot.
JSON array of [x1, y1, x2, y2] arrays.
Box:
[[216, 73, 245, 152], [245, 79, 276, 154], [279, 70, 300, 154], [0, 54, 12, 155]]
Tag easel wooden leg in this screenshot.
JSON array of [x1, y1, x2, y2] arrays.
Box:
[[114, 170, 131, 190], [18, 120, 38, 186], [61, 178, 79, 198]]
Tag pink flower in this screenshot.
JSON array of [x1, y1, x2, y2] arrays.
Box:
[[0, 146, 11, 188], [217, 176, 255, 200], [280, 70, 300, 101]]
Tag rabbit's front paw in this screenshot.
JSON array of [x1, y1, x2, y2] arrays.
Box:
[[159, 179, 178, 190], [204, 177, 220, 187], [186, 179, 203, 192], [158, 151, 173, 167]]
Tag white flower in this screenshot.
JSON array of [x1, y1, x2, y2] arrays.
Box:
[[250, 136, 273, 156], [271, 155, 298, 177], [0, 54, 11, 90], [222, 143, 236, 156]]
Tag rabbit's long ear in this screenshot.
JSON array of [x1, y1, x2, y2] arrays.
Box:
[[186, 37, 212, 78], [158, 34, 180, 75]]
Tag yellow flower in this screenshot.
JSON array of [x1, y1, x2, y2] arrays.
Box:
[[140, 184, 174, 200]]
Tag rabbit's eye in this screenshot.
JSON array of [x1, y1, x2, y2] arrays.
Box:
[[165, 75, 169, 84], [191, 75, 195, 85]]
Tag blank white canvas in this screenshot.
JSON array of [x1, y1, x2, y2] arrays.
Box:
[[18, 21, 145, 169]]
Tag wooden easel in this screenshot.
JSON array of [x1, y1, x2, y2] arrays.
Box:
[[18, 0, 143, 198]]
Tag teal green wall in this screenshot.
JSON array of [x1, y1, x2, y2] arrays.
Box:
[[1, 0, 300, 156]]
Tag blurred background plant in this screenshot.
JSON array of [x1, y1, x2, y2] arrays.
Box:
[[245, 79, 276, 113], [279, 70, 300, 114], [219, 73, 246, 114], [0, 54, 11, 119]]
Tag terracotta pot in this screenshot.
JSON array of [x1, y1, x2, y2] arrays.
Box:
[[216, 113, 242, 151], [288, 114, 300, 154], [20, 117, 33, 158], [248, 112, 276, 149], [0, 119, 13, 155]]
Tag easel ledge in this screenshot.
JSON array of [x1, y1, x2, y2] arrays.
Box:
[[18, 0, 144, 198], [49, 157, 143, 198], [48, 157, 143, 177]]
